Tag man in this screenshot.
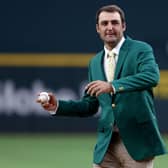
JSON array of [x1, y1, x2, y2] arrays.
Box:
[[37, 4, 167, 168]]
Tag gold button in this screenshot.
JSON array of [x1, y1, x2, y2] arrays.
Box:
[[119, 87, 124, 91], [112, 103, 116, 107]]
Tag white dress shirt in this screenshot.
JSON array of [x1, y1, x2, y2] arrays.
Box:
[[104, 36, 125, 81]]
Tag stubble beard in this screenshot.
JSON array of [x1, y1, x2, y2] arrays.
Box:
[[105, 39, 118, 49], [105, 35, 122, 49]]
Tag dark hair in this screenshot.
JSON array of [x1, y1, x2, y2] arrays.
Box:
[[96, 5, 125, 24]]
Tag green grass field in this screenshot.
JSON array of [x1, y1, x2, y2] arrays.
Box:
[[0, 133, 167, 168]]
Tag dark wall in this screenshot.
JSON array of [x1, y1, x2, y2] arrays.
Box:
[[0, 1, 167, 50], [0, 1, 168, 68], [0, 1, 168, 133], [0, 67, 167, 133]]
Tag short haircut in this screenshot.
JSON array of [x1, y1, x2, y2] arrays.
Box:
[[96, 5, 126, 24]]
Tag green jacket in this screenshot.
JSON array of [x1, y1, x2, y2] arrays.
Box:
[[56, 37, 167, 164]]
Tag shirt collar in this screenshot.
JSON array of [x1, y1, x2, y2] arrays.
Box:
[[104, 36, 125, 56]]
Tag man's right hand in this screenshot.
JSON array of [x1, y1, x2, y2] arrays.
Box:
[[36, 92, 57, 112]]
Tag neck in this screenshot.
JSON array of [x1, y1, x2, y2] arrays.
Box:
[[105, 42, 117, 50], [105, 36, 124, 50]]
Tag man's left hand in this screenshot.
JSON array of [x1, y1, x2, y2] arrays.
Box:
[[85, 80, 114, 97]]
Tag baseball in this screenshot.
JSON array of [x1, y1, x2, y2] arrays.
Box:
[[39, 92, 50, 104]]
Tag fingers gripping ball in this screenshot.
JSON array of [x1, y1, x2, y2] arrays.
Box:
[[39, 92, 50, 104]]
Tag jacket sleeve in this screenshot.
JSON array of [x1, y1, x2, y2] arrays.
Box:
[[112, 44, 160, 93]]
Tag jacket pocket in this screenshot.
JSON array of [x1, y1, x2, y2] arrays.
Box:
[[137, 118, 159, 147], [136, 112, 156, 123]]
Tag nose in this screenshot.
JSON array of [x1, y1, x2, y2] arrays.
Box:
[[107, 22, 113, 30]]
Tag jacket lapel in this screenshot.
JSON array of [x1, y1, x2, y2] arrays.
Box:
[[114, 38, 131, 79], [93, 50, 113, 101], [94, 50, 107, 81]]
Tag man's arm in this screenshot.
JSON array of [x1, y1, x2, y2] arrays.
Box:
[[112, 49, 159, 93], [85, 45, 159, 96], [36, 91, 99, 117]]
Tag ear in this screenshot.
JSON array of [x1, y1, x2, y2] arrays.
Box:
[[96, 24, 100, 33], [122, 22, 126, 32]]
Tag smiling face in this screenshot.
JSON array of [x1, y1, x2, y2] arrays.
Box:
[[96, 11, 126, 50]]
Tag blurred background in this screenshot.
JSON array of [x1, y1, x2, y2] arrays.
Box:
[[0, 0, 167, 167]]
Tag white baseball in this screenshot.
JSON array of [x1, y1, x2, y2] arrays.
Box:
[[39, 92, 50, 103]]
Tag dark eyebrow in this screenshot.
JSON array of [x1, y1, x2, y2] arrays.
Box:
[[100, 20, 108, 24], [111, 20, 120, 24], [100, 19, 120, 25]]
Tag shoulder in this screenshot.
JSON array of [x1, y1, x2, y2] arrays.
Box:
[[127, 37, 153, 52], [89, 50, 104, 64]]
